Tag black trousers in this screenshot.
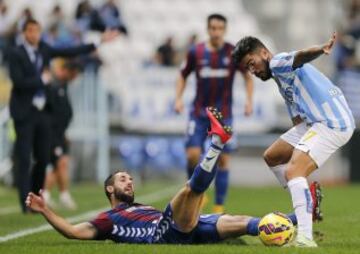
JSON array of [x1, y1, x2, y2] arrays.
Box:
[[348, 129, 360, 182], [13, 109, 51, 212]]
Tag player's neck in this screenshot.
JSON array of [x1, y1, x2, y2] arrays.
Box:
[[207, 41, 224, 51], [111, 200, 127, 208]]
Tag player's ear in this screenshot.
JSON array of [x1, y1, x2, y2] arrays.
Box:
[[260, 48, 268, 58], [106, 185, 114, 195]]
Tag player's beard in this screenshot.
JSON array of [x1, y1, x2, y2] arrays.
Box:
[[259, 59, 272, 81], [114, 188, 134, 204]]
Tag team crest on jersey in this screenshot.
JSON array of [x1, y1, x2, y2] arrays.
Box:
[[222, 57, 230, 65], [284, 86, 294, 104], [274, 77, 294, 104]]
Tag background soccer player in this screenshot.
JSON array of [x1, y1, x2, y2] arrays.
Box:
[[174, 14, 254, 213], [232, 33, 354, 247]]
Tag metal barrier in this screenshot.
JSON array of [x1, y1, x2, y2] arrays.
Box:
[[0, 106, 13, 182], [67, 69, 110, 183]]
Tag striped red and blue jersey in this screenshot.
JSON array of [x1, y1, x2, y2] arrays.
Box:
[[90, 203, 163, 243], [181, 42, 245, 119]]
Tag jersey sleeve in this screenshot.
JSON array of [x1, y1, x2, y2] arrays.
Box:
[[270, 51, 297, 76], [89, 212, 113, 240], [180, 46, 196, 79]]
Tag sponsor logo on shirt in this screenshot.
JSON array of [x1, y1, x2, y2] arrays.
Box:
[[199, 67, 229, 78]]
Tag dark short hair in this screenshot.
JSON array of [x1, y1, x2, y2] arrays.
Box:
[[232, 36, 267, 65], [22, 18, 40, 31], [207, 13, 227, 27], [63, 59, 82, 71], [104, 170, 127, 201]]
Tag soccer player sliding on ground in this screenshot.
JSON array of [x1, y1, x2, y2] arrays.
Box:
[[232, 33, 354, 247], [26, 107, 306, 245]]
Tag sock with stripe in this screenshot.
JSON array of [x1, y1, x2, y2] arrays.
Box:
[[288, 177, 313, 240], [189, 135, 224, 193]]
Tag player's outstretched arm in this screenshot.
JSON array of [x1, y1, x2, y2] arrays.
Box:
[[25, 191, 97, 240], [241, 71, 254, 116], [293, 32, 336, 69]]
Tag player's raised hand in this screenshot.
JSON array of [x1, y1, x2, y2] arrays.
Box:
[[322, 32, 336, 55], [25, 190, 47, 213], [174, 98, 184, 114]]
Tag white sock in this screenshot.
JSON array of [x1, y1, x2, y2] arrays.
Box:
[[288, 177, 313, 240], [42, 190, 51, 201], [211, 135, 225, 149], [199, 135, 223, 173], [60, 191, 71, 199], [270, 164, 288, 188]]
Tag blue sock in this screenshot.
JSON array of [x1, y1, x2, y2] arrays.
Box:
[[287, 213, 297, 226], [189, 144, 222, 193], [246, 214, 297, 236], [215, 169, 229, 205], [246, 217, 261, 236]]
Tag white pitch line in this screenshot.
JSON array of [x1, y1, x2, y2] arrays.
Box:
[[0, 206, 19, 215], [0, 184, 181, 243]]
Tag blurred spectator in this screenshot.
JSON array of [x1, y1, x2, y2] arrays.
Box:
[[186, 34, 198, 51], [155, 36, 176, 67], [178, 33, 198, 64], [48, 4, 64, 28], [16, 7, 34, 44], [0, 1, 11, 54], [335, 0, 360, 182], [44, 5, 81, 48], [75, 0, 105, 33], [43, 59, 81, 210], [99, 0, 128, 35]]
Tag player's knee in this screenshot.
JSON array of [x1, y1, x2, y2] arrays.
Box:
[[263, 149, 277, 167], [285, 160, 298, 181], [178, 217, 198, 233], [263, 149, 285, 167]]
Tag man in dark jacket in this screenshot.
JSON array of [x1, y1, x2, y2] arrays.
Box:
[[8, 18, 117, 213]]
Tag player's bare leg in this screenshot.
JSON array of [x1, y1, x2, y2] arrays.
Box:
[[56, 155, 77, 210], [43, 170, 58, 208], [263, 138, 294, 188], [170, 107, 232, 232], [216, 214, 252, 238], [285, 149, 318, 247]]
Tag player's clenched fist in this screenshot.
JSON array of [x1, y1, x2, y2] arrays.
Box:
[[174, 99, 184, 114], [26, 190, 46, 213]]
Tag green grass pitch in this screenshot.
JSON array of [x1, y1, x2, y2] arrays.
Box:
[[0, 182, 359, 254]]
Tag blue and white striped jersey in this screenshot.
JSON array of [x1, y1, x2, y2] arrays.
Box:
[[270, 52, 355, 131]]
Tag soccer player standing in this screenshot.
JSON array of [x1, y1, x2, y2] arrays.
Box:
[[174, 14, 254, 213], [232, 33, 354, 247]]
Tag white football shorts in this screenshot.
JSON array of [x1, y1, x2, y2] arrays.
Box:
[[280, 122, 354, 167]]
